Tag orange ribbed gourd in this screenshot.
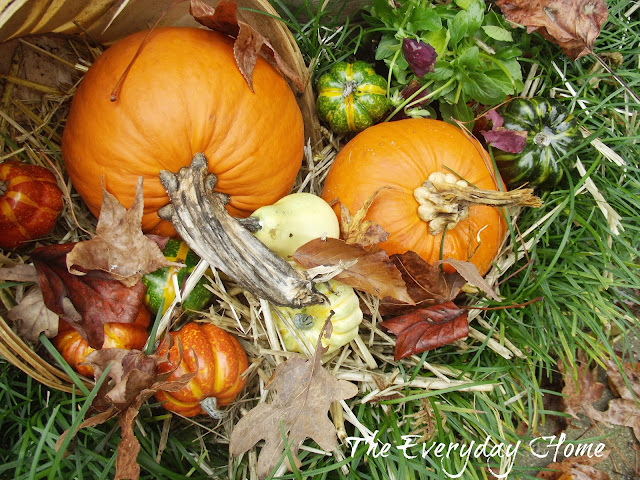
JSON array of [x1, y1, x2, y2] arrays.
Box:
[[62, 27, 304, 236], [321, 119, 507, 276], [53, 305, 151, 378], [155, 322, 248, 417], [0, 161, 63, 249]]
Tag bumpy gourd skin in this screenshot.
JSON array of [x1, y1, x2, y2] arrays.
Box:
[[0, 161, 63, 249], [155, 322, 248, 417], [493, 97, 581, 189], [273, 279, 363, 354], [316, 61, 390, 134], [250, 193, 340, 259], [62, 27, 304, 236]]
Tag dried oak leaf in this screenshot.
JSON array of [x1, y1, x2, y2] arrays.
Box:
[[6, 286, 59, 342], [536, 451, 611, 480], [32, 243, 146, 349], [496, 0, 609, 60], [229, 321, 358, 479], [380, 301, 469, 360], [293, 237, 413, 304], [339, 187, 392, 248], [56, 346, 194, 480], [379, 251, 467, 315], [66, 177, 181, 288], [189, 0, 304, 92]]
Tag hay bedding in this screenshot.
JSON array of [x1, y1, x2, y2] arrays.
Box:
[[0, 22, 523, 476]]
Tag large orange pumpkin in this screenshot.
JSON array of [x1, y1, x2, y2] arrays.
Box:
[[155, 322, 248, 417], [62, 27, 304, 236], [321, 119, 507, 276], [53, 305, 151, 378]]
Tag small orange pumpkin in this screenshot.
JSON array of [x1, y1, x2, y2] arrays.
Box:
[[155, 322, 248, 417], [321, 119, 507, 276], [0, 161, 63, 249], [62, 27, 304, 236], [53, 305, 151, 377]]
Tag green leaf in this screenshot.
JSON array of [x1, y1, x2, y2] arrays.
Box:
[[466, 0, 485, 33], [461, 71, 509, 105], [429, 63, 455, 81], [423, 29, 450, 56], [376, 35, 400, 61], [439, 100, 474, 123], [409, 8, 442, 32], [369, 0, 400, 28], [458, 45, 480, 69], [481, 25, 514, 42], [449, 11, 469, 46]]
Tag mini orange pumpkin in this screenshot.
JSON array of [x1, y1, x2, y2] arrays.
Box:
[[321, 119, 507, 276], [154, 322, 248, 417], [53, 305, 151, 377], [0, 161, 63, 249], [62, 27, 304, 236]]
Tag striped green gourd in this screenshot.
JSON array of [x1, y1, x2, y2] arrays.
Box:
[[142, 239, 212, 315], [494, 97, 581, 189], [316, 61, 389, 134]]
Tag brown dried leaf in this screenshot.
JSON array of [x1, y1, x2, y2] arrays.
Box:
[[380, 302, 469, 360], [189, 0, 304, 91], [536, 451, 611, 480], [6, 287, 59, 342], [32, 243, 146, 349], [66, 178, 180, 287], [379, 251, 467, 315], [229, 321, 358, 479], [0, 264, 38, 283], [559, 357, 606, 421], [606, 359, 640, 400], [56, 347, 195, 480], [293, 237, 413, 304], [496, 0, 608, 59], [434, 258, 500, 301], [339, 188, 391, 247]]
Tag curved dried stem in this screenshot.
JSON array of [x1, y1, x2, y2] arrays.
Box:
[[158, 153, 324, 308]]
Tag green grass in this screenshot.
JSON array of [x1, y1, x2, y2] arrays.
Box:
[[1, 0, 639, 479]]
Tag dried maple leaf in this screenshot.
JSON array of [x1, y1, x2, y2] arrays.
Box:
[[600, 359, 640, 442], [66, 178, 181, 288], [6, 286, 59, 342], [229, 321, 358, 479], [293, 237, 413, 304], [339, 187, 391, 247], [380, 301, 469, 360], [56, 346, 194, 480], [434, 259, 500, 301], [189, 0, 304, 92], [559, 356, 606, 421], [536, 451, 611, 480], [496, 0, 609, 60], [32, 243, 146, 349], [379, 251, 467, 315]]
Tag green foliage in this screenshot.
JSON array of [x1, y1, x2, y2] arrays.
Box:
[[364, 0, 526, 120]]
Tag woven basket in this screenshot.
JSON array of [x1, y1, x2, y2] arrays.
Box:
[[0, 0, 319, 393]]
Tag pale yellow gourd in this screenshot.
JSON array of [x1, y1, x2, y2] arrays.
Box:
[[272, 278, 363, 354]]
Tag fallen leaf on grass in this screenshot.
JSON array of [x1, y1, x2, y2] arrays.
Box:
[[0, 264, 38, 283], [480, 108, 528, 153], [32, 243, 146, 349], [66, 178, 181, 287], [379, 251, 466, 315], [434, 258, 500, 301], [380, 301, 469, 360], [496, 0, 609, 59], [536, 451, 611, 479], [293, 237, 413, 304], [559, 356, 607, 421], [189, 0, 304, 92], [601, 359, 640, 442], [229, 320, 358, 479], [339, 188, 391, 247], [6, 286, 59, 342], [56, 345, 195, 480]]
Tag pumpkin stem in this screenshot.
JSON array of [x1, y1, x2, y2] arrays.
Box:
[[414, 172, 542, 235], [158, 153, 325, 308]]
